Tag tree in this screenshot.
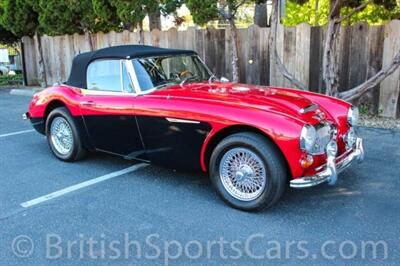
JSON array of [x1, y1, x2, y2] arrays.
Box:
[[322, 0, 400, 97], [148, 0, 185, 30], [270, 0, 400, 103], [159, 0, 185, 28], [108, 0, 152, 43], [0, 28, 20, 66], [269, 0, 308, 90], [92, 0, 121, 28], [0, 0, 46, 86], [284, 0, 329, 26], [0, 26, 19, 46], [36, 0, 119, 51], [149, 9, 162, 30], [92, 0, 133, 30], [254, 0, 269, 27], [322, 0, 400, 98], [284, 0, 400, 26], [0, 0, 38, 37], [186, 0, 250, 82], [92, 0, 183, 32], [113, 1, 152, 28]]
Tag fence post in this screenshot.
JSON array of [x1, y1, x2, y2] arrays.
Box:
[[379, 20, 400, 118]]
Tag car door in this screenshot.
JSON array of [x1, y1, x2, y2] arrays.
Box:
[[79, 59, 145, 158], [134, 98, 211, 171], [130, 58, 212, 170]]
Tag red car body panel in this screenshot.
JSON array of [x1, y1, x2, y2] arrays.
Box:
[[28, 81, 351, 180]]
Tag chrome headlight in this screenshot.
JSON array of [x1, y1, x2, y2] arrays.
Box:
[[347, 106, 359, 126], [300, 124, 317, 153]]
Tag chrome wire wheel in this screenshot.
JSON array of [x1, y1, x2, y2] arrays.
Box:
[[50, 117, 74, 155], [219, 147, 267, 201]]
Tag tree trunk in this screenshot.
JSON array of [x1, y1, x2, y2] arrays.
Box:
[[314, 0, 320, 26], [149, 9, 161, 31], [269, 0, 400, 103], [322, 20, 340, 96], [79, 21, 94, 52], [339, 50, 400, 101], [218, 0, 227, 28], [33, 31, 47, 88], [228, 18, 240, 83], [322, 0, 341, 97], [269, 0, 307, 90], [254, 2, 268, 27], [137, 21, 144, 44], [84, 29, 94, 51], [122, 22, 134, 31]]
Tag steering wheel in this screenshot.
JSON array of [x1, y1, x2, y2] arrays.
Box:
[[179, 70, 194, 78]]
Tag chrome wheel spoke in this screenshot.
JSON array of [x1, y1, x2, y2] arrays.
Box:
[[50, 117, 73, 155], [219, 148, 267, 201]]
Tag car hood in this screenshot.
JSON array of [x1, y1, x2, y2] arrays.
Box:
[[149, 82, 325, 123]]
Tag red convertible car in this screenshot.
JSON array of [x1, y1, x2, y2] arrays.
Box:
[[25, 45, 364, 211]]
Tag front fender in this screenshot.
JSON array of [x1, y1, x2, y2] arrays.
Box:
[[200, 108, 305, 179]]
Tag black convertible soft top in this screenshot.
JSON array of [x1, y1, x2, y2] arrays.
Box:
[[65, 45, 197, 89]]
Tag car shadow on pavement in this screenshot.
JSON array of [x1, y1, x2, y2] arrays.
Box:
[[122, 162, 367, 216], [22, 126, 396, 217]]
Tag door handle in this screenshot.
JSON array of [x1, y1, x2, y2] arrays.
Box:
[[81, 101, 95, 106]]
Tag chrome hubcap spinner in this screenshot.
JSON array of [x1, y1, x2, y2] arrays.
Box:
[[50, 117, 73, 155], [219, 148, 267, 201]]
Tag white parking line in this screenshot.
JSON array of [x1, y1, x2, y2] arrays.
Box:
[[20, 163, 148, 208], [0, 129, 35, 138]]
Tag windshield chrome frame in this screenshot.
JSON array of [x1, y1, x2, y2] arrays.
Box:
[[124, 59, 141, 95], [125, 54, 215, 96]]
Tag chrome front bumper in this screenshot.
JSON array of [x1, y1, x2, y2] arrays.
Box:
[[290, 138, 364, 188]]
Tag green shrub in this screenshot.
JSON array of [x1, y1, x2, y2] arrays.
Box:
[[0, 73, 23, 86]]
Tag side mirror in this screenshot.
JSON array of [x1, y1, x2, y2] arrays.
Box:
[[220, 77, 230, 83]]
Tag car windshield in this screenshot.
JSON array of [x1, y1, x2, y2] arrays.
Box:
[[132, 55, 212, 92]]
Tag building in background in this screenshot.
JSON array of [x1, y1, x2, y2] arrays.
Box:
[[0, 48, 22, 75]]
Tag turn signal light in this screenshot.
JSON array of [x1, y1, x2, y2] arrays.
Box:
[[300, 155, 314, 168]]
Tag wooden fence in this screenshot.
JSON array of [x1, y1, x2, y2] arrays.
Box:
[[22, 20, 400, 118]]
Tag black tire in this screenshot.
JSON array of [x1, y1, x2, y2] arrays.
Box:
[[209, 132, 287, 211], [45, 107, 86, 161]]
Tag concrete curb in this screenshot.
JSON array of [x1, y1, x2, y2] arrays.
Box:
[[10, 88, 42, 97]]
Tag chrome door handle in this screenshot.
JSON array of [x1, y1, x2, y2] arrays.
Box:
[[81, 101, 95, 106]]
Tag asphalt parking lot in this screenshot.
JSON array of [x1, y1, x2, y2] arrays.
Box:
[[0, 89, 399, 265]]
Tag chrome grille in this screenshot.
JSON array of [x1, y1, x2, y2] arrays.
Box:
[[312, 123, 333, 154]]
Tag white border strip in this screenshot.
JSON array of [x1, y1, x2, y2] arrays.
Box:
[[20, 163, 148, 208], [0, 129, 35, 138], [166, 118, 200, 124]]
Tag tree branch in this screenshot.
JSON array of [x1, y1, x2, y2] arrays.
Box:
[[339, 50, 400, 101], [269, 0, 307, 90], [274, 49, 308, 90], [217, 8, 229, 20], [314, 0, 320, 26], [329, 0, 343, 18], [233, 0, 247, 13], [335, 0, 372, 23], [218, 0, 246, 20]]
